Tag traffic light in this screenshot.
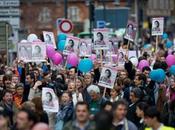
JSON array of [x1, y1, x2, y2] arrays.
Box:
[[89, 3, 95, 21]]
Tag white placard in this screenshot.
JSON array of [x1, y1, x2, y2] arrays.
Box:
[[118, 49, 127, 66], [98, 67, 117, 89], [43, 31, 56, 48], [93, 28, 109, 49], [63, 36, 80, 55], [18, 42, 46, 62], [152, 17, 164, 36], [0, 8, 20, 16], [79, 39, 92, 57], [0, 0, 19, 7], [42, 87, 59, 113], [124, 21, 137, 42]]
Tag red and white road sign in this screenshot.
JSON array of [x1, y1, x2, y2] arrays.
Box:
[[59, 19, 73, 33]]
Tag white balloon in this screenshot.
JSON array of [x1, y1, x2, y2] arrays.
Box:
[[27, 34, 38, 42], [33, 39, 42, 42], [129, 57, 138, 67], [20, 39, 28, 43]]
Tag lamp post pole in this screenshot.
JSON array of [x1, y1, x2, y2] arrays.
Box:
[[64, 0, 68, 18]]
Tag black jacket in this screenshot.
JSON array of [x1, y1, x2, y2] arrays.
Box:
[[127, 101, 141, 127]]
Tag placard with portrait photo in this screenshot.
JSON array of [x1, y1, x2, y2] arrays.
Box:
[[18, 42, 46, 62], [108, 38, 118, 55], [98, 67, 117, 89], [152, 17, 164, 36], [93, 28, 109, 49], [124, 21, 137, 42], [63, 36, 80, 55], [32, 44, 46, 62], [43, 31, 56, 48], [118, 49, 127, 66], [79, 39, 92, 57], [42, 87, 59, 113]]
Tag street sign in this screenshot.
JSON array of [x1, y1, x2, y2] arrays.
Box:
[[0, 8, 20, 16], [0, 0, 20, 7], [59, 19, 73, 33], [97, 20, 106, 28]]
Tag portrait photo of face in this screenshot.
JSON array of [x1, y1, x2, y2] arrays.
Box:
[[97, 32, 104, 41], [45, 92, 53, 102], [34, 45, 41, 54], [153, 21, 160, 28], [100, 68, 112, 84], [104, 69, 112, 79], [79, 42, 88, 56], [19, 45, 32, 60], [32, 45, 42, 58], [43, 91, 54, 107], [45, 34, 52, 43], [127, 24, 134, 35], [65, 39, 75, 52]]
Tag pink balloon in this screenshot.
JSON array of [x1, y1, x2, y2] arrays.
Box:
[[166, 55, 175, 67], [90, 54, 97, 61], [67, 53, 79, 66], [138, 60, 149, 71], [52, 52, 62, 65], [46, 45, 55, 58]]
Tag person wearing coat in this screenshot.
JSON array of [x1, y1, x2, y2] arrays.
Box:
[[55, 92, 74, 130]]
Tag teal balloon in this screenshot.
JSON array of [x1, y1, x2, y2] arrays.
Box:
[[57, 40, 66, 51], [78, 58, 93, 73], [143, 44, 151, 49], [165, 40, 173, 48], [58, 33, 67, 41], [162, 33, 168, 39], [169, 65, 175, 76], [66, 63, 72, 69], [149, 69, 166, 83]]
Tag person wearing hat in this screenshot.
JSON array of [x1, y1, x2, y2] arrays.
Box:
[[127, 87, 142, 127]]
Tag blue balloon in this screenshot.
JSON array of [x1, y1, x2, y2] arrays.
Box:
[[57, 40, 66, 51], [143, 44, 151, 49], [149, 69, 166, 83], [170, 65, 175, 76], [78, 58, 93, 73], [157, 69, 166, 83], [58, 33, 67, 41], [162, 33, 168, 39], [165, 40, 173, 48], [149, 70, 159, 81], [66, 63, 72, 69]]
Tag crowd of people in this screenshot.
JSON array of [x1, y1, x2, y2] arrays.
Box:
[[0, 34, 175, 130]]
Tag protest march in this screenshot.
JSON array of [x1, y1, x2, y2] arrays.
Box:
[[0, 1, 175, 130]]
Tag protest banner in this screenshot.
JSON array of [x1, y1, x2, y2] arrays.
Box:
[[43, 31, 56, 48]]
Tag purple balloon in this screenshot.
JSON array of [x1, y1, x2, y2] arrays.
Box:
[[52, 52, 62, 65], [67, 53, 79, 66], [138, 60, 149, 71], [46, 45, 55, 58], [90, 54, 97, 61], [166, 55, 175, 67]]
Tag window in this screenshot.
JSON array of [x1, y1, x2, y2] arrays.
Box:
[[68, 6, 80, 22]]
